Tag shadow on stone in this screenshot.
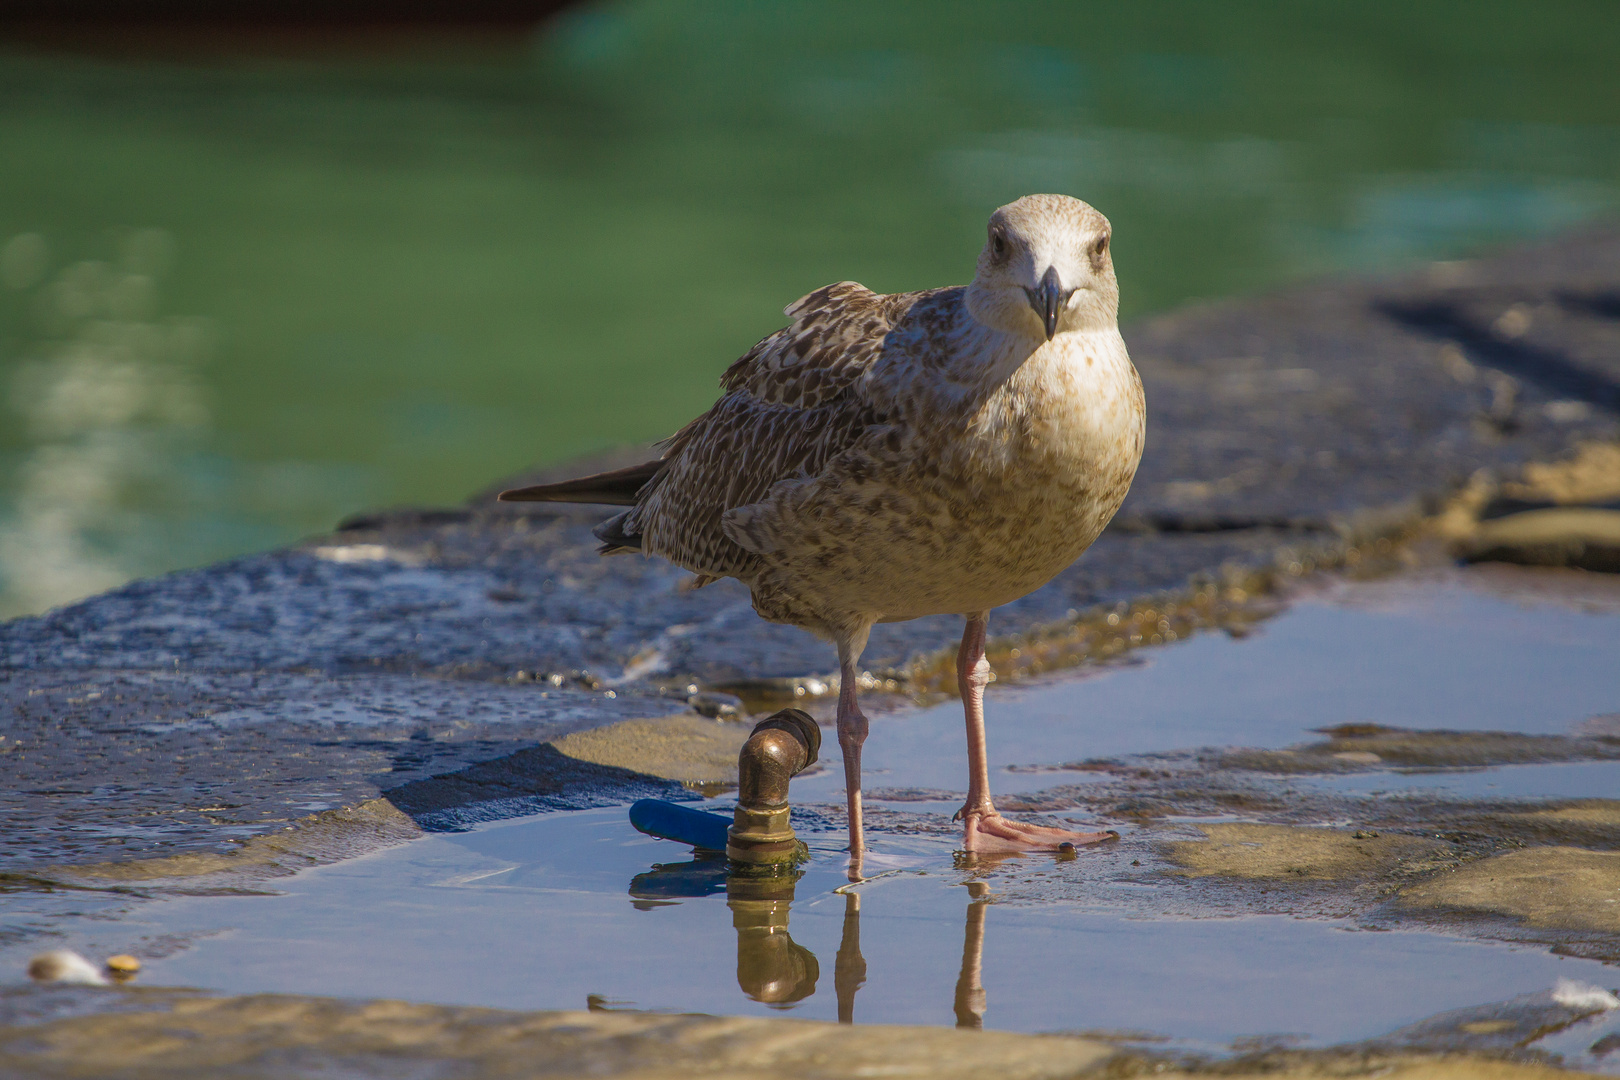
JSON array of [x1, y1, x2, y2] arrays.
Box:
[[1378, 296, 1620, 410], [383, 744, 688, 832]]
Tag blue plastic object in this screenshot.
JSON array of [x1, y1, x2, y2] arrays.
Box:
[[629, 799, 732, 852]]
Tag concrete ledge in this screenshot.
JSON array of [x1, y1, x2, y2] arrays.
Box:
[[0, 987, 1596, 1080]]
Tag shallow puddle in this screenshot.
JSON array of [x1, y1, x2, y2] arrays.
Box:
[[40, 807, 1616, 1055], [1310, 760, 1620, 801], [793, 566, 1620, 805], [5, 565, 1620, 1063]]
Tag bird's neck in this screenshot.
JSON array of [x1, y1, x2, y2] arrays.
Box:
[[898, 303, 1127, 419], [969, 321, 1125, 385]]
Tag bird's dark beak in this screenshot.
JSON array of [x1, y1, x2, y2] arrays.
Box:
[[1024, 266, 1067, 341]]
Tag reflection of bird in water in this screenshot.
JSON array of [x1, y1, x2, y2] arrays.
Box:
[[628, 854, 996, 1023], [953, 881, 992, 1029], [832, 878, 992, 1027], [505, 194, 1144, 865], [835, 892, 866, 1023]]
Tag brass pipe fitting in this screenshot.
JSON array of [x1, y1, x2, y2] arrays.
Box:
[[727, 708, 820, 867]]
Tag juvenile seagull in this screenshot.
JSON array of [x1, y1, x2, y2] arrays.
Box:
[[502, 194, 1144, 859]]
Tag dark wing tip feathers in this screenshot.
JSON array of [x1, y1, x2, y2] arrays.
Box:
[[497, 459, 664, 506], [496, 460, 657, 554]]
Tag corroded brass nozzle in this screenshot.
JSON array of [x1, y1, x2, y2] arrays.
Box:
[[727, 708, 820, 866]]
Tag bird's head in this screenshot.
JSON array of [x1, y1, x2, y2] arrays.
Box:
[[965, 194, 1117, 341]]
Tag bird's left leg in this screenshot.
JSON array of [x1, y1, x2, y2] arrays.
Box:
[[956, 612, 1115, 852], [835, 624, 875, 876]]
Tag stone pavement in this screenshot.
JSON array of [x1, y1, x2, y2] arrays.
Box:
[[1, 226, 1617, 867]]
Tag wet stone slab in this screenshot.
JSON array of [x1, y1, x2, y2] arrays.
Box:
[[3, 229, 1619, 683], [1400, 847, 1620, 936], [0, 517, 1319, 683], [0, 229, 1617, 868], [0, 670, 698, 867], [0, 234, 1619, 1074], [1162, 822, 1453, 882], [0, 231, 1613, 693], [3, 567, 1619, 1075]]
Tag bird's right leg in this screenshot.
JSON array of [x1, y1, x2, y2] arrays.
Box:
[[957, 612, 1114, 852], [835, 626, 872, 876]]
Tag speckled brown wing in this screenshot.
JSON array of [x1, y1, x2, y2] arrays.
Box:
[[616, 281, 925, 580], [719, 282, 899, 406]]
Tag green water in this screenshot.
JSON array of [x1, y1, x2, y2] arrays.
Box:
[[1, 1, 1617, 616]]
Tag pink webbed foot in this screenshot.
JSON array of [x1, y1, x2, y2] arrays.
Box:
[[960, 810, 1116, 854]]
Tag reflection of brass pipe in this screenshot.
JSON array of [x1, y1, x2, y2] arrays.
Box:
[[728, 709, 820, 866], [835, 891, 866, 1023], [953, 881, 990, 1029], [729, 871, 819, 1004]]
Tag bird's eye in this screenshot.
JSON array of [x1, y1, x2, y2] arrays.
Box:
[[1090, 233, 1110, 269], [1094, 235, 1109, 256], [990, 231, 1008, 260]]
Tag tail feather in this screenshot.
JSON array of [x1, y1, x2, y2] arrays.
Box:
[[498, 459, 662, 506], [592, 510, 642, 554]]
